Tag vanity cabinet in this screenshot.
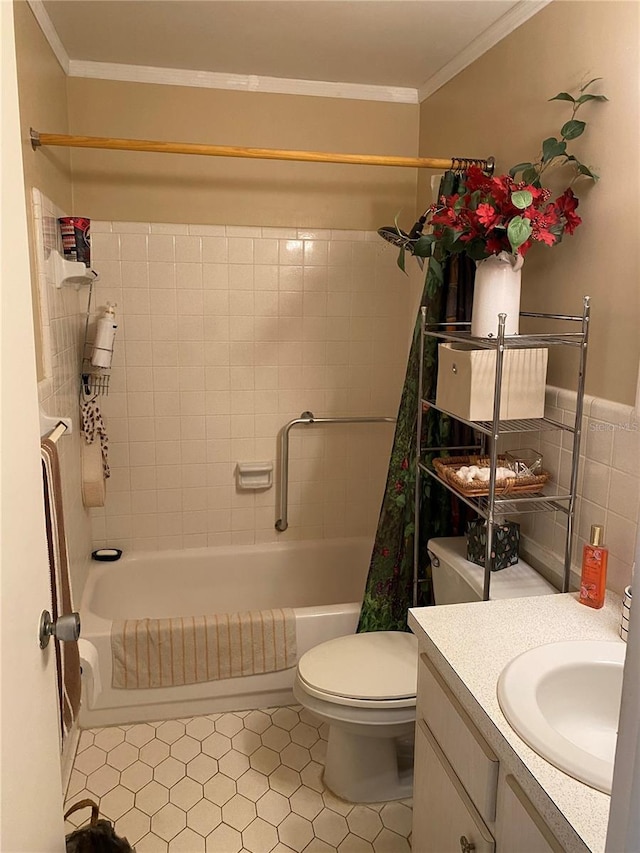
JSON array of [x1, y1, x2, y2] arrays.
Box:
[[413, 651, 565, 853], [414, 718, 495, 853], [495, 772, 564, 853]]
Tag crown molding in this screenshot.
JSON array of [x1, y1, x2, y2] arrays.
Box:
[[418, 0, 552, 102], [66, 60, 419, 104], [27, 0, 548, 107], [26, 0, 69, 74]]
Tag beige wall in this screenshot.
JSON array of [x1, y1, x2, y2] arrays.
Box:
[[67, 78, 420, 230], [14, 0, 72, 379], [14, 1, 72, 209], [419, 0, 640, 405]]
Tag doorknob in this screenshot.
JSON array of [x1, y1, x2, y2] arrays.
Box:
[[39, 610, 80, 649]]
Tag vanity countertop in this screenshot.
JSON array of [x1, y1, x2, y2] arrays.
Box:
[[408, 591, 623, 853]]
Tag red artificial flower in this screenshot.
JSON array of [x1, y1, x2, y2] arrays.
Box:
[[425, 165, 584, 260], [476, 203, 500, 229], [555, 188, 582, 235]]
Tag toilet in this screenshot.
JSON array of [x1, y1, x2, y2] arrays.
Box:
[[293, 536, 557, 802]]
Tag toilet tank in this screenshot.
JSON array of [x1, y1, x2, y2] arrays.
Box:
[[428, 537, 556, 604]]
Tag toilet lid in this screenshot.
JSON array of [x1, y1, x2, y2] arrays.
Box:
[[298, 631, 418, 701]]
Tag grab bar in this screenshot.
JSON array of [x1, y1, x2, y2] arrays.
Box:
[[275, 411, 396, 532]]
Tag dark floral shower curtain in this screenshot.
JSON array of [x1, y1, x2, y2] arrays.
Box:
[[357, 172, 476, 633]]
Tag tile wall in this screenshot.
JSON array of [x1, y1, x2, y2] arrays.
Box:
[[32, 189, 93, 600], [34, 202, 637, 596], [515, 386, 640, 596], [88, 222, 423, 553]]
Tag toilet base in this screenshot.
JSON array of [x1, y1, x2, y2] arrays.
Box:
[[323, 725, 414, 803]]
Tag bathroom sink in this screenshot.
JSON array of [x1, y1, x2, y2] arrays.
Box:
[[497, 640, 625, 793]]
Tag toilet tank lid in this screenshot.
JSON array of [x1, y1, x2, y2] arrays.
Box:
[[298, 631, 418, 701], [428, 536, 557, 599]]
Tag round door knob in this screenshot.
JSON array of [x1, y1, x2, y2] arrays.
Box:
[[39, 610, 81, 649], [460, 837, 476, 853]]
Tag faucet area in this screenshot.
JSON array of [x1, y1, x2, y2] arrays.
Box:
[[5, 1, 640, 852]]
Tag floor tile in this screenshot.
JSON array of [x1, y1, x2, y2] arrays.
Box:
[[65, 705, 412, 853]]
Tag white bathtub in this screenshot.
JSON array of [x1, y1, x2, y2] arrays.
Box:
[[78, 537, 371, 727]]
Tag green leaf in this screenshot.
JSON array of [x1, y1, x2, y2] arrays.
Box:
[[549, 92, 575, 102], [542, 137, 567, 163], [580, 77, 602, 92], [522, 167, 541, 186], [465, 241, 491, 261], [561, 119, 586, 140], [576, 93, 608, 104], [507, 216, 532, 252], [428, 255, 443, 281], [509, 162, 533, 178], [396, 247, 406, 274], [578, 163, 599, 181], [412, 235, 435, 258], [511, 190, 533, 210]]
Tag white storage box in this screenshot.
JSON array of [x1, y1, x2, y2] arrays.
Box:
[[435, 343, 548, 421]]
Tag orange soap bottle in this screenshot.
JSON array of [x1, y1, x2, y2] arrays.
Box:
[[579, 524, 608, 609]]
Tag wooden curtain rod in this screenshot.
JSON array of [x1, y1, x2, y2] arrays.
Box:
[[30, 129, 494, 173]]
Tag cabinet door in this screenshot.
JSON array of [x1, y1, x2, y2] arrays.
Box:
[[418, 653, 499, 823], [413, 719, 495, 853], [495, 774, 564, 853]]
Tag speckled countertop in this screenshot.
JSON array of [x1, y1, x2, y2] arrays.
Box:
[[408, 592, 624, 853]]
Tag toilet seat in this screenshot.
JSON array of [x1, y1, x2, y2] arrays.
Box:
[[297, 631, 418, 709]]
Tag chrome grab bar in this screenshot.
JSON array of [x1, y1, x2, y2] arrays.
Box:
[[275, 411, 396, 532]]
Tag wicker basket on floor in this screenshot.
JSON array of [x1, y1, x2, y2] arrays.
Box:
[[432, 455, 550, 497]]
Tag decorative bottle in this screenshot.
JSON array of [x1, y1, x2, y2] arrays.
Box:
[[91, 303, 117, 369], [579, 524, 608, 609]]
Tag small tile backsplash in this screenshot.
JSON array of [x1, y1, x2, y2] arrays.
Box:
[[510, 386, 640, 595], [88, 221, 424, 554]]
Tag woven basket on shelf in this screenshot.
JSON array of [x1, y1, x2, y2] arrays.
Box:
[[432, 454, 550, 497]]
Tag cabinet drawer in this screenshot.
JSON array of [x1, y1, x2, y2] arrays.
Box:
[[413, 718, 495, 853], [496, 774, 564, 852], [418, 653, 499, 823]]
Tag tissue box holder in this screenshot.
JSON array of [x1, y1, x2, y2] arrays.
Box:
[[467, 519, 520, 572], [436, 343, 548, 421]]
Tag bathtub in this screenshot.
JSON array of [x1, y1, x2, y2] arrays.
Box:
[[78, 537, 371, 727]]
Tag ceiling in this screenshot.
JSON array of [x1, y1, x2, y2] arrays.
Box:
[[38, 0, 543, 100]]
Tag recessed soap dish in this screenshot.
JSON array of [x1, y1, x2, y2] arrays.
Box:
[[236, 462, 273, 490]]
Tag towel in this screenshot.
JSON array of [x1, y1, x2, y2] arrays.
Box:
[[41, 438, 81, 745], [111, 609, 297, 689], [80, 398, 110, 478], [81, 440, 106, 508]]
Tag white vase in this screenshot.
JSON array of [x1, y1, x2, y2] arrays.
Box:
[[471, 251, 524, 338]]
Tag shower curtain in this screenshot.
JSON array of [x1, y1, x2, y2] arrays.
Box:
[[357, 172, 476, 633]]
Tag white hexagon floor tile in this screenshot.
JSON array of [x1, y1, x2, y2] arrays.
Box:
[[65, 706, 412, 853]]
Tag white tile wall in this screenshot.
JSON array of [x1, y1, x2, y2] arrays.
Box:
[[32, 189, 93, 599], [514, 386, 640, 595], [31, 199, 638, 595], [89, 222, 423, 553]]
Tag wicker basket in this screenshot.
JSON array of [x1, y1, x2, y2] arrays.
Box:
[[432, 455, 550, 497]]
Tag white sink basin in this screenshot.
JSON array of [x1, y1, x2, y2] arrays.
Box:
[[497, 640, 625, 793]]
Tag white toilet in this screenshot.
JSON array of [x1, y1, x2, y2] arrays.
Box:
[[293, 536, 557, 803]]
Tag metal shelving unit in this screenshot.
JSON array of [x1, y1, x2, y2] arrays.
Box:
[[414, 296, 590, 602]]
